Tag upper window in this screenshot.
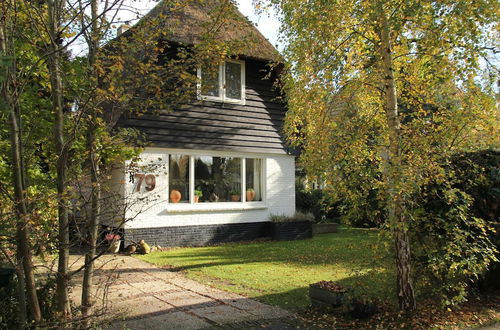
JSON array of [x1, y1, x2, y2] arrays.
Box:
[[198, 60, 245, 104]]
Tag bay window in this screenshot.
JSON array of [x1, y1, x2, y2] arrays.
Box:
[[168, 154, 263, 204]]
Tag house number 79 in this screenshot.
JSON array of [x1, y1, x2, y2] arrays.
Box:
[[134, 174, 156, 192]]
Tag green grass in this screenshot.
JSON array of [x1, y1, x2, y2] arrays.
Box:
[[137, 227, 395, 311]]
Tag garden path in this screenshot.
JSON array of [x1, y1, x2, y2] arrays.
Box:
[[69, 254, 295, 329]]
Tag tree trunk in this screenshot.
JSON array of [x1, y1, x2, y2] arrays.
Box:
[[81, 0, 101, 323], [47, 0, 71, 317], [81, 127, 101, 322], [377, 4, 416, 311], [15, 258, 28, 329], [0, 13, 42, 324]]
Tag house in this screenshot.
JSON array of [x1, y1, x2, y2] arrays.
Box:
[[104, 0, 295, 247]]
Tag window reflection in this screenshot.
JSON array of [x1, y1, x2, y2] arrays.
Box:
[[194, 156, 241, 202], [225, 62, 241, 100], [169, 155, 189, 203], [200, 64, 220, 97], [245, 158, 262, 202]]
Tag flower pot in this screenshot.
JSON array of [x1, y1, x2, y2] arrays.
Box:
[[170, 189, 181, 203], [194, 195, 199, 203], [246, 190, 255, 201], [108, 240, 121, 253], [231, 195, 240, 202]]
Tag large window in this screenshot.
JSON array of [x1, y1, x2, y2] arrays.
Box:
[[198, 60, 245, 104], [167, 155, 263, 204]]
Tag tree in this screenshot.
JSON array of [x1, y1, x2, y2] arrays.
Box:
[[0, 2, 44, 324], [268, 0, 498, 310]]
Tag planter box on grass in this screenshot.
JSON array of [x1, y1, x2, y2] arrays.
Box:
[[312, 223, 339, 235], [272, 221, 312, 241], [309, 281, 348, 308]]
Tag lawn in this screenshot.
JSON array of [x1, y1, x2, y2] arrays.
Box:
[[138, 228, 395, 311]]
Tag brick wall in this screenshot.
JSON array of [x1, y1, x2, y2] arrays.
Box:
[[124, 221, 273, 247]]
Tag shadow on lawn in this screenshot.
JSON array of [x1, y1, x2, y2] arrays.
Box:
[[250, 271, 396, 311], [147, 230, 387, 270]]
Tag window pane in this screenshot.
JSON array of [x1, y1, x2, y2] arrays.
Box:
[[245, 158, 262, 202], [201, 64, 220, 97], [194, 156, 241, 202], [225, 62, 241, 100], [169, 155, 189, 203]]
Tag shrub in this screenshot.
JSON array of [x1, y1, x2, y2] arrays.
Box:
[[296, 188, 340, 222], [448, 150, 500, 222], [410, 150, 499, 306], [0, 273, 18, 329], [269, 212, 314, 223]]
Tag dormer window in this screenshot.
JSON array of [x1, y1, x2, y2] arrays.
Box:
[[198, 60, 245, 104]]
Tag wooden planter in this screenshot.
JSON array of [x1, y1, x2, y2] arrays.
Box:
[[272, 221, 312, 241], [309, 285, 347, 308], [312, 223, 339, 235]]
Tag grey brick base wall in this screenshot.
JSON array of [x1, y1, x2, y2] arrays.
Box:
[[124, 222, 272, 247]]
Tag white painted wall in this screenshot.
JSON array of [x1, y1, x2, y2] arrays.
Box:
[[108, 147, 295, 229]]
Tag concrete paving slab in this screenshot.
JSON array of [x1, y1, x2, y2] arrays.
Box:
[[154, 290, 214, 308], [110, 295, 176, 318], [128, 280, 181, 294], [190, 304, 261, 324], [68, 254, 294, 329], [110, 310, 212, 330]]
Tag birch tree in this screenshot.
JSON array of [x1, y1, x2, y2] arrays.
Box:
[[269, 0, 499, 310]]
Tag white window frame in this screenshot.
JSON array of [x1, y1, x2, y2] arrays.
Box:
[[165, 151, 266, 212], [197, 60, 246, 105]]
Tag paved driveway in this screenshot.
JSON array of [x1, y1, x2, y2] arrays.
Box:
[[69, 254, 292, 329]]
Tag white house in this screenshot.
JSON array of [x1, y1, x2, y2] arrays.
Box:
[[104, 0, 295, 247]]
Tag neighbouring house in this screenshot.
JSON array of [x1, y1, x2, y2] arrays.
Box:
[[103, 0, 295, 247]]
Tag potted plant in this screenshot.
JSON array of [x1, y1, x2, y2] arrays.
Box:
[[105, 233, 122, 253], [270, 212, 313, 241], [229, 190, 240, 202], [194, 189, 203, 203], [246, 188, 255, 201], [170, 189, 181, 203], [309, 281, 348, 308]]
